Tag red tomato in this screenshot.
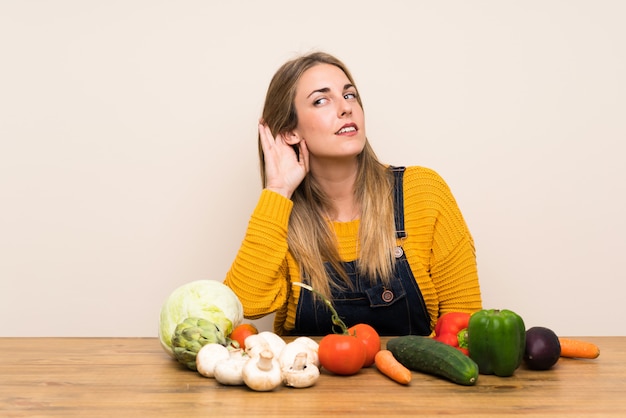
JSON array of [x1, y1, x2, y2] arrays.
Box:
[[318, 334, 367, 375], [229, 323, 258, 350], [348, 323, 381, 367]]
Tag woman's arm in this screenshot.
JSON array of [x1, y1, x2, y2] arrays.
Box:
[[425, 171, 482, 314], [430, 234, 483, 314], [223, 189, 293, 319], [403, 166, 482, 317]]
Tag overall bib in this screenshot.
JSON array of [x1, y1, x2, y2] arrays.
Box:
[[293, 167, 431, 336]]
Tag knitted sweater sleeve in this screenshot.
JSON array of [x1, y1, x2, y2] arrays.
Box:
[[403, 167, 482, 323], [223, 189, 293, 319]]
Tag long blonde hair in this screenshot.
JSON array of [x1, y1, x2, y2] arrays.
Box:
[[259, 52, 397, 300]]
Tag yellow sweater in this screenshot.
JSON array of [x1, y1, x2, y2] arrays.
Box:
[[224, 166, 482, 335]]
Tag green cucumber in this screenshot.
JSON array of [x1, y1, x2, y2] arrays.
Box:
[[387, 335, 479, 386]]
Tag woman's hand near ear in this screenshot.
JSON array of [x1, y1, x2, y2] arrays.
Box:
[[259, 123, 309, 199]]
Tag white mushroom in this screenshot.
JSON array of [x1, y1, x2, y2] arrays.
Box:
[[282, 352, 320, 388], [245, 332, 286, 359], [195, 343, 230, 378], [213, 349, 248, 386], [278, 337, 320, 369], [242, 349, 282, 392]]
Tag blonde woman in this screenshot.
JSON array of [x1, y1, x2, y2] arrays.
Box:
[[224, 52, 482, 336]]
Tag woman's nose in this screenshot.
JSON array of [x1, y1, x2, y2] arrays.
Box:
[[339, 99, 352, 117]]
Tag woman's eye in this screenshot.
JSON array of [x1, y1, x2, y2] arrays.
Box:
[[313, 97, 328, 106], [344, 92, 357, 100]]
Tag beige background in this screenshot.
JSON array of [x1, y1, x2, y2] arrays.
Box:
[[1, 1, 624, 337]]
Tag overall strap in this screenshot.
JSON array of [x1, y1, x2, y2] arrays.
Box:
[[390, 166, 407, 239]]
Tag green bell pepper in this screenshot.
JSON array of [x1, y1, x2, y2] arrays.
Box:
[[467, 309, 526, 377]]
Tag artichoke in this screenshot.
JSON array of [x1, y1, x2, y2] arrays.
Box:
[[171, 317, 230, 370]]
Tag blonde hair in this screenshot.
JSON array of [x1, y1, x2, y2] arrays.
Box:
[[259, 52, 396, 300]]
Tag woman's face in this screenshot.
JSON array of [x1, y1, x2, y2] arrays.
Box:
[[290, 63, 366, 163]]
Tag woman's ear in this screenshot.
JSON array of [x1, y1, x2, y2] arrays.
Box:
[[284, 131, 302, 145]]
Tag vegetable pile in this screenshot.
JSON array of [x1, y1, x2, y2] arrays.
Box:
[[160, 281, 601, 391], [426, 309, 601, 379], [199, 329, 322, 391], [159, 281, 324, 391]]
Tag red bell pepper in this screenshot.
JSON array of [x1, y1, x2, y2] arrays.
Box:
[[433, 312, 471, 355]]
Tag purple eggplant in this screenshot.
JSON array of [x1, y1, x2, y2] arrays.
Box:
[[524, 326, 561, 370]]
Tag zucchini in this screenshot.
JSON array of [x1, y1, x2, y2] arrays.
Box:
[[387, 335, 479, 386]]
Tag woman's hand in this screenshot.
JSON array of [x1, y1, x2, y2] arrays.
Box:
[[259, 123, 309, 198]]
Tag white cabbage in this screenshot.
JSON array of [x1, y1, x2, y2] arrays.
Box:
[[159, 280, 244, 357]]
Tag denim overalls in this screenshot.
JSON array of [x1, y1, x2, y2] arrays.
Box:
[[293, 167, 431, 336]]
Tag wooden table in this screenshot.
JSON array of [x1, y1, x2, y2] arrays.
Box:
[[1, 337, 624, 417]]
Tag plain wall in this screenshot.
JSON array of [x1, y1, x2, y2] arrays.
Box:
[[1, 1, 624, 337]]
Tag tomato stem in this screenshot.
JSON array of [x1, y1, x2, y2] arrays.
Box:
[[293, 282, 349, 334]]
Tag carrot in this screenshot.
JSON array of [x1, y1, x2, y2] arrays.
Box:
[[558, 338, 600, 359], [374, 349, 412, 385]]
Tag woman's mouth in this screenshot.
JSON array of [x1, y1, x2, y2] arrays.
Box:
[[336, 124, 358, 135]]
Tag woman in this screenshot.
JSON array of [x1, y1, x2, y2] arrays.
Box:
[[224, 51, 482, 336]]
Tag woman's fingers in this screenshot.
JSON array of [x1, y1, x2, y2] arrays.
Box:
[[259, 122, 293, 158], [258, 122, 307, 198], [258, 122, 275, 154]]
